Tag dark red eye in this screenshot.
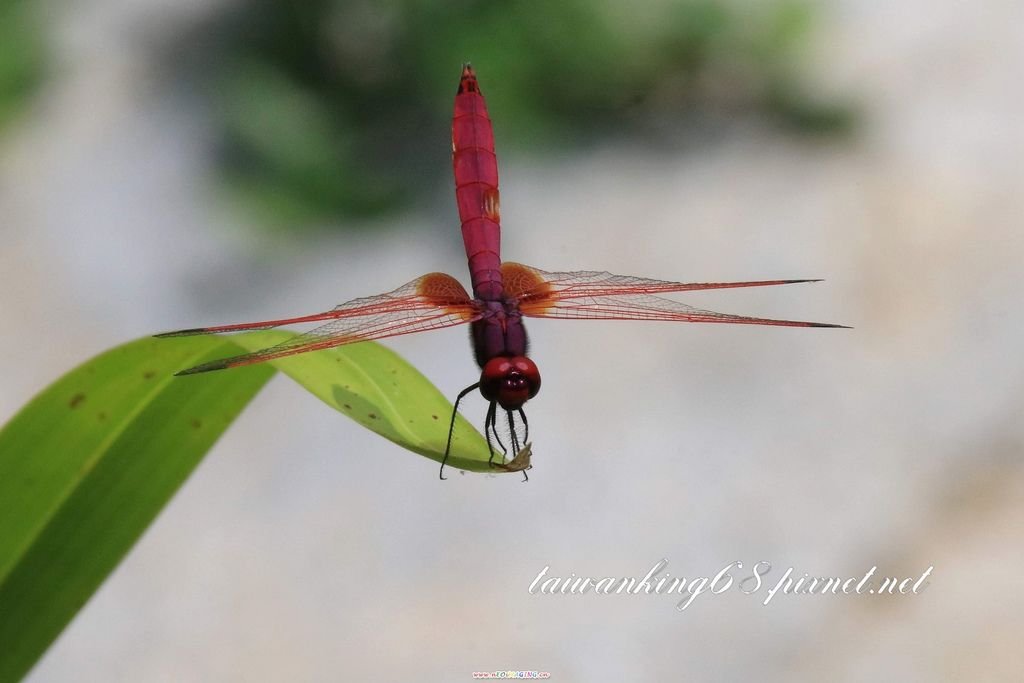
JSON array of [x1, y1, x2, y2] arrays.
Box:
[[480, 356, 541, 410]]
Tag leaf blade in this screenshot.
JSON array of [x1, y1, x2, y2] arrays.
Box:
[[225, 331, 492, 471], [0, 336, 275, 683], [0, 333, 498, 681]]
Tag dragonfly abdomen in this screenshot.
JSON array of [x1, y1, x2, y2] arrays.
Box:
[[453, 64, 503, 301]]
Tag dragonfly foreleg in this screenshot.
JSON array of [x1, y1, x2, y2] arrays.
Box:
[[440, 381, 480, 481], [505, 409, 530, 482], [507, 410, 520, 453], [486, 401, 507, 466]]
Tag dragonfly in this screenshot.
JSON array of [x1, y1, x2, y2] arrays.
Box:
[[158, 64, 846, 479]]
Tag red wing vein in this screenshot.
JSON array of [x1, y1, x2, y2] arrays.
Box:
[[157, 274, 472, 337], [176, 306, 480, 375], [523, 293, 844, 328], [510, 263, 821, 302]]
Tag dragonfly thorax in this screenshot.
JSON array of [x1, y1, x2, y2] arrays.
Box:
[[471, 300, 529, 367]]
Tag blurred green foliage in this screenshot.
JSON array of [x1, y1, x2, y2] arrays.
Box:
[[177, 0, 851, 229], [0, 1, 44, 131]]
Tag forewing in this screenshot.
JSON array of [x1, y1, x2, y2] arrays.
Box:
[[501, 263, 844, 328], [501, 262, 823, 308], [162, 273, 481, 374]]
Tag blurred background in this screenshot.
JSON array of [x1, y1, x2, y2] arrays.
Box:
[[2, 0, 1022, 680]]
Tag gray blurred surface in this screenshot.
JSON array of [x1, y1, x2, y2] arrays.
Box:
[[2, 1, 1023, 681]]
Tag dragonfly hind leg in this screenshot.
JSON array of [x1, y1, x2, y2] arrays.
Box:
[[440, 381, 480, 480]]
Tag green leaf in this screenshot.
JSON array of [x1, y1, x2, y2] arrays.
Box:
[[0, 336, 273, 682], [225, 330, 491, 471], [0, 333, 494, 682]]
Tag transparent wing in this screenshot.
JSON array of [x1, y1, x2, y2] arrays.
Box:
[[519, 292, 845, 327], [501, 262, 846, 328], [156, 273, 481, 374], [502, 262, 823, 301]]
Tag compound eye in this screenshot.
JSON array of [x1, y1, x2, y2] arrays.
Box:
[[480, 356, 542, 410], [510, 357, 541, 399]]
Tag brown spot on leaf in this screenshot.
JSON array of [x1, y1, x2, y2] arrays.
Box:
[[190, 419, 202, 429], [143, 371, 155, 379], [432, 414, 439, 420], [343, 403, 351, 410], [69, 393, 86, 409], [368, 413, 378, 420], [97, 411, 107, 421]]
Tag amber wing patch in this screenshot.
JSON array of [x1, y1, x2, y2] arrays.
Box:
[[501, 262, 554, 314], [417, 272, 472, 308]]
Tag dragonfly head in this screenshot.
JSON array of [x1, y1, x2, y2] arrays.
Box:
[[480, 356, 541, 410]]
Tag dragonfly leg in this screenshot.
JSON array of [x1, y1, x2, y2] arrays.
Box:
[[485, 401, 503, 467], [518, 408, 529, 445], [507, 410, 520, 453], [491, 406, 509, 459], [508, 409, 529, 482], [440, 382, 480, 480]]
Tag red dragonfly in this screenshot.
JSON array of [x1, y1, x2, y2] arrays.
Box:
[[159, 65, 845, 478]]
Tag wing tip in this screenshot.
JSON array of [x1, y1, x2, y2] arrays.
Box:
[[154, 328, 210, 338], [174, 360, 230, 376], [770, 279, 824, 285]]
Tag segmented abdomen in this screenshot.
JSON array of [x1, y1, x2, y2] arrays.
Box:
[[452, 65, 503, 301]]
